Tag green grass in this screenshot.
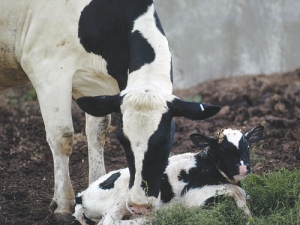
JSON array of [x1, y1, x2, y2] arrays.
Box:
[[184, 94, 202, 103], [145, 169, 300, 225]]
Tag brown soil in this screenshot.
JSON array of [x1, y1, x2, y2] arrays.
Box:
[[1, 70, 300, 224]]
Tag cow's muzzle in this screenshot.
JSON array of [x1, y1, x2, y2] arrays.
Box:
[[127, 203, 152, 215]]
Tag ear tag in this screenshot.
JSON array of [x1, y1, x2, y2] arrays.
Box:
[[199, 104, 204, 111]]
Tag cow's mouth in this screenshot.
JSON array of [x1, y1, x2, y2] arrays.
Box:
[[127, 203, 153, 215]]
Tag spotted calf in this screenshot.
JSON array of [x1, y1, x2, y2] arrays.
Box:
[[74, 126, 264, 224]]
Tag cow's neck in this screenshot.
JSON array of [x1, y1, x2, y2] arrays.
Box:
[[125, 4, 172, 95]]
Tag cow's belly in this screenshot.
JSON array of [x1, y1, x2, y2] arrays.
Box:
[[0, 1, 31, 91]]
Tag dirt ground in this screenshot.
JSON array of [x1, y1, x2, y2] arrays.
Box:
[[0, 70, 300, 225]]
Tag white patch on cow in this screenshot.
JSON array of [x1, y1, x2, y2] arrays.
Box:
[[199, 104, 204, 111], [165, 153, 197, 197], [123, 4, 172, 96], [121, 90, 168, 207], [223, 129, 243, 149], [72, 53, 120, 98]]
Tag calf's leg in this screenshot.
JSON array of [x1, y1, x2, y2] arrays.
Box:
[[180, 184, 251, 218]]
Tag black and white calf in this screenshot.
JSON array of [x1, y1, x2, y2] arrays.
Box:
[[0, 0, 220, 217], [74, 126, 264, 224]]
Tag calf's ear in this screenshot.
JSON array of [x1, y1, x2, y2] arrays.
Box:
[[167, 98, 221, 120], [245, 125, 264, 143], [190, 133, 215, 149], [76, 95, 123, 117]]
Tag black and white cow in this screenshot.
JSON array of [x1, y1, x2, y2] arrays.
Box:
[[0, 0, 220, 218], [73, 126, 264, 224]]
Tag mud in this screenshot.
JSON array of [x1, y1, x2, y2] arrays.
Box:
[[0, 70, 299, 224]]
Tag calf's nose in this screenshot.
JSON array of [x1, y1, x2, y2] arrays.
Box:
[[238, 160, 248, 175]]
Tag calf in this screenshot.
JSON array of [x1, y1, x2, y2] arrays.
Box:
[[74, 125, 264, 224], [0, 0, 220, 218], [160, 125, 264, 208]]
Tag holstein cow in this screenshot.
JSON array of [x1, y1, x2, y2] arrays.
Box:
[[73, 126, 264, 224], [0, 0, 221, 219]]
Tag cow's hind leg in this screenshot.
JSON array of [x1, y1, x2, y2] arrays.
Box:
[[34, 81, 75, 219], [85, 114, 111, 183]]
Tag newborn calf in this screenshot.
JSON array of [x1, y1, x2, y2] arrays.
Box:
[[74, 125, 264, 224]]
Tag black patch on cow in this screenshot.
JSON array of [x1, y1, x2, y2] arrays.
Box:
[[160, 173, 174, 203], [116, 118, 136, 189], [99, 172, 121, 190], [129, 31, 155, 73], [83, 213, 96, 225], [154, 11, 165, 35], [75, 196, 82, 205], [78, 0, 160, 91], [178, 151, 228, 196], [141, 114, 175, 198]]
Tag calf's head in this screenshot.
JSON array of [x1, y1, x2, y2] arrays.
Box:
[[190, 125, 264, 182], [76, 90, 221, 208]]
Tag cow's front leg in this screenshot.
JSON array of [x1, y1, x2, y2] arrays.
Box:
[[85, 114, 111, 183], [34, 82, 75, 219]]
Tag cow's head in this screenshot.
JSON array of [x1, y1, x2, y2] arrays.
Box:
[[76, 90, 221, 210], [190, 125, 264, 182]]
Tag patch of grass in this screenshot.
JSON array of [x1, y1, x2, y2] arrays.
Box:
[[4, 86, 37, 106], [184, 94, 202, 103], [145, 169, 300, 225], [242, 169, 300, 217], [146, 197, 247, 225], [250, 144, 265, 165], [22, 88, 37, 101]]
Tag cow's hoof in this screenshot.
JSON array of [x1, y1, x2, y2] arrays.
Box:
[[54, 213, 76, 223], [50, 199, 58, 213]]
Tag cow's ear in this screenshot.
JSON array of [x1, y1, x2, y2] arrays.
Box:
[[190, 133, 215, 149], [76, 95, 123, 117], [168, 98, 221, 120], [245, 125, 264, 143]]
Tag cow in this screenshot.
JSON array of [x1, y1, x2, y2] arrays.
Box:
[[0, 0, 221, 220], [73, 125, 264, 224]]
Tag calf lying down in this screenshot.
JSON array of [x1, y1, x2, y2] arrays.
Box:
[[74, 125, 264, 225]]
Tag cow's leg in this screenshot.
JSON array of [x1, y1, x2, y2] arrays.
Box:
[[34, 80, 75, 218], [85, 114, 111, 183]]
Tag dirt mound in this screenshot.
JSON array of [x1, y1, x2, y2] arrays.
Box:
[[0, 70, 299, 224]]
